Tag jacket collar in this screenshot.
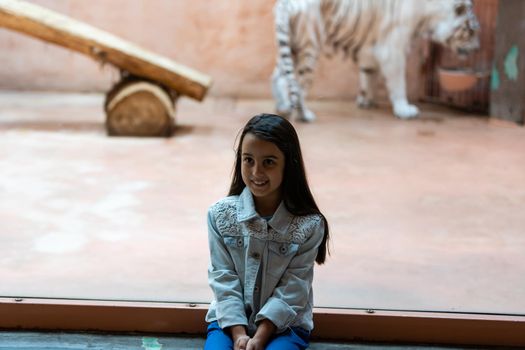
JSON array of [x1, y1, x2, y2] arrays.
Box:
[[237, 187, 293, 235]]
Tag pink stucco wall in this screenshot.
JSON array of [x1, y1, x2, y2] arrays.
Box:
[[0, 0, 421, 100]]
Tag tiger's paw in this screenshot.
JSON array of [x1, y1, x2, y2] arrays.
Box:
[[276, 99, 294, 119], [290, 108, 317, 122], [356, 95, 377, 109], [276, 106, 292, 119], [393, 103, 419, 119], [299, 108, 317, 122]]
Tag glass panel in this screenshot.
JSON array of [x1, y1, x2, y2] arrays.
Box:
[[1, 0, 524, 318], [1, 93, 524, 316]]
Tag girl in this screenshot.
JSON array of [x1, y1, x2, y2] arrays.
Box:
[[205, 113, 329, 350]]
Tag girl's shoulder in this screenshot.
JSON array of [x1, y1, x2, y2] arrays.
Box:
[[287, 213, 324, 241], [208, 195, 241, 235], [209, 195, 239, 214], [290, 213, 323, 228]]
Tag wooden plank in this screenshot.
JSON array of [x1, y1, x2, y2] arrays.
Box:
[[0, 0, 212, 101], [490, 0, 525, 124]]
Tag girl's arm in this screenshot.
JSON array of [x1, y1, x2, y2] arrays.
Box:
[[255, 216, 325, 333], [228, 325, 250, 350], [248, 319, 277, 349], [207, 207, 248, 329]]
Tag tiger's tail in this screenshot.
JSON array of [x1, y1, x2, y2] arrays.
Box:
[[271, 0, 301, 118]]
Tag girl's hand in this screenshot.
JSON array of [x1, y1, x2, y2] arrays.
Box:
[[233, 335, 250, 350], [246, 337, 265, 350], [245, 319, 275, 350], [229, 325, 249, 350]]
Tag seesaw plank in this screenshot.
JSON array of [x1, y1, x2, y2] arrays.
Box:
[[0, 0, 212, 101]]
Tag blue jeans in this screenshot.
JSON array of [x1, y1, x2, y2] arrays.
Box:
[[204, 321, 310, 350]]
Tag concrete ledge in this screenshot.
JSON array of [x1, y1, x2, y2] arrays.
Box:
[[0, 331, 474, 350]]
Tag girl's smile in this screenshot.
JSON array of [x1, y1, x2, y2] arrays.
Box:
[[241, 133, 285, 216], [251, 179, 269, 187]]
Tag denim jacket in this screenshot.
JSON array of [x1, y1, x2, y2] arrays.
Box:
[[205, 187, 325, 335]]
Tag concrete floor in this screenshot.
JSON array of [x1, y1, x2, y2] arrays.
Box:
[[1, 91, 524, 316]]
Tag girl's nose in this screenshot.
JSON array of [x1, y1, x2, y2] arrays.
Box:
[[253, 163, 264, 176]]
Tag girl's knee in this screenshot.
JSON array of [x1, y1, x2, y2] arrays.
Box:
[[204, 322, 234, 350], [266, 328, 309, 350]]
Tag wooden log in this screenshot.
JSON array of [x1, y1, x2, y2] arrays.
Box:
[[104, 76, 176, 137], [0, 0, 212, 101]]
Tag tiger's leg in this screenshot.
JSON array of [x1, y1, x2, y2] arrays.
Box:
[[356, 47, 379, 108], [271, 52, 317, 122], [272, 66, 292, 118], [293, 49, 319, 122], [374, 37, 419, 119], [357, 68, 379, 108]]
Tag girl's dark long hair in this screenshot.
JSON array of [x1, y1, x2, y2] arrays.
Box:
[[228, 113, 330, 264]]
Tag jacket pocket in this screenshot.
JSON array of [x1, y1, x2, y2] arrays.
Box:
[[268, 241, 299, 256], [267, 241, 300, 278], [223, 235, 246, 274], [224, 235, 245, 249]]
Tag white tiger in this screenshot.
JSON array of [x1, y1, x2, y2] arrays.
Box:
[[271, 0, 480, 121]]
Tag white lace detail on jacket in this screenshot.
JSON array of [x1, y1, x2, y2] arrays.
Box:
[[245, 216, 321, 244], [212, 198, 322, 244], [212, 198, 240, 237], [286, 215, 322, 243]]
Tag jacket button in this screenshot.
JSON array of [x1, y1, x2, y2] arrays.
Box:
[[237, 239, 243, 247], [279, 245, 287, 254], [254, 285, 260, 292], [251, 252, 260, 259]]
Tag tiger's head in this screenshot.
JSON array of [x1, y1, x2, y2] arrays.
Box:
[[429, 0, 480, 57]]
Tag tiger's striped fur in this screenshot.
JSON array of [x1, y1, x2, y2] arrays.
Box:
[[271, 0, 480, 121]]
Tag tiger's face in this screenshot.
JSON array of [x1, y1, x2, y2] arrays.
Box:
[[431, 0, 480, 57]]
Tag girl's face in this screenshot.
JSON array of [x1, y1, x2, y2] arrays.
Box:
[[241, 133, 285, 213]]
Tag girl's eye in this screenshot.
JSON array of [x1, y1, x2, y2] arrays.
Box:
[[243, 157, 253, 164], [264, 159, 275, 166]]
